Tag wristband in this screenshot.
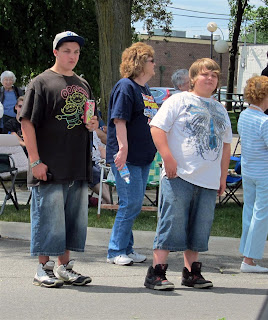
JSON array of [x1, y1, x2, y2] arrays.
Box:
[[30, 159, 42, 168]]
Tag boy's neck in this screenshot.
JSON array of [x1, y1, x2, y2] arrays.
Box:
[[50, 64, 74, 76]]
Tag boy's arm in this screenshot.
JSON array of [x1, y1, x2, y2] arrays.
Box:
[[150, 126, 177, 179], [21, 118, 48, 181], [218, 142, 231, 196]]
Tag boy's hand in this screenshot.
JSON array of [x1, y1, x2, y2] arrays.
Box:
[[85, 115, 99, 132]]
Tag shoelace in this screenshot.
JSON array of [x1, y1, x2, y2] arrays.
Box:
[[44, 269, 57, 279], [65, 268, 81, 277], [157, 269, 167, 280]]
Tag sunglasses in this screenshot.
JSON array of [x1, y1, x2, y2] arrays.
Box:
[[146, 59, 155, 63]]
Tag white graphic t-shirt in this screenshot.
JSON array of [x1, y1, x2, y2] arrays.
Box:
[[150, 91, 232, 189]]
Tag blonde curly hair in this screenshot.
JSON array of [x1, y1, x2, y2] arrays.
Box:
[[120, 42, 155, 79], [244, 76, 268, 105], [189, 58, 221, 94]]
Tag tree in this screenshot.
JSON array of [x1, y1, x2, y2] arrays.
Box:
[[94, 0, 132, 120], [94, 0, 172, 120], [0, 0, 99, 94], [227, 0, 249, 110], [243, 0, 268, 43]]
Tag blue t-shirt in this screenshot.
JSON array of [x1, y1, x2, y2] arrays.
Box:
[[238, 108, 268, 179], [106, 78, 158, 165], [3, 90, 17, 117]]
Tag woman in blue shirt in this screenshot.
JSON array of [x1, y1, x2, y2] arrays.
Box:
[[238, 76, 268, 273], [0, 71, 24, 131], [106, 42, 158, 266]]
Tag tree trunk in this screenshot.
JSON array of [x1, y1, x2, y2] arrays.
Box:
[[226, 0, 248, 111], [95, 0, 132, 121]]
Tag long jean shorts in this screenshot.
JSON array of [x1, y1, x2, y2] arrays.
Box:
[[153, 176, 217, 252], [30, 181, 88, 256]]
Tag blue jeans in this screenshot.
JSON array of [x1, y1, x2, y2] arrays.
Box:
[[239, 175, 268, 259], [31, 181, 88, 256], [154, 176, 217, 252], [107, 162, 151, 258]]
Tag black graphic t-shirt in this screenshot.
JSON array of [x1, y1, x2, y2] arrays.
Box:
[[21, 69, 95, 185]]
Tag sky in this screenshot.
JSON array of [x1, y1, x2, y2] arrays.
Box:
[[133, 0, 266, 40]]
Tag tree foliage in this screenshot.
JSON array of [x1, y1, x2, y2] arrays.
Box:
[[243, 0, 268, 43], [0, 0, 99, 95], [0, 0, 172, 117], [132, 0, 173, 36]]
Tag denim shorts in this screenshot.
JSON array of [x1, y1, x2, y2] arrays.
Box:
[[153, 176, 217, 252], [31, 181, 88, 256]]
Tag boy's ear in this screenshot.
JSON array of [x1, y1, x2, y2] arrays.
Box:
[[53, 49, 58, 57]]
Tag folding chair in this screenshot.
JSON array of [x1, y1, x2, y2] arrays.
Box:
[[97, 153, 162, 217], [144, 152, 162, 207], [219, 156, 243, 206], [0, 154, 19, 215], [0, 134, 30, 214]]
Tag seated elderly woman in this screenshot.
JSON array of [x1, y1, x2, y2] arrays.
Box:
[[171, 68, 190, 92], [0, 71, 24, 132]]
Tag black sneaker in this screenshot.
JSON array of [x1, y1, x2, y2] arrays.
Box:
[[144, 264, 175, 290], [55, 260, 92, 286], [33, 261, 64, 288], [181, 262, 213, 289]]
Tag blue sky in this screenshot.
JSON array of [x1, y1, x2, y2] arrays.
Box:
[[133, 0, 266, 40]]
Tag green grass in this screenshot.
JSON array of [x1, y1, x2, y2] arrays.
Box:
[[0, 202, 243, 238], [228, 111, 238, 134]]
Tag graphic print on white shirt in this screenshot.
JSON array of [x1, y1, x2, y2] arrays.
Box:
[[184, 99, 227, 161]]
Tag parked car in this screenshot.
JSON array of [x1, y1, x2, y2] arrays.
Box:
[[150, 87, 177, 107]]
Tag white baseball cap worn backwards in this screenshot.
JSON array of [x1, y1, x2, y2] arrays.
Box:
[[53, 31, 85, 50]]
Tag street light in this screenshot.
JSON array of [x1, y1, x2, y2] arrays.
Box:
[[207, 22, 218, 59], [214, 39, 229, 102]]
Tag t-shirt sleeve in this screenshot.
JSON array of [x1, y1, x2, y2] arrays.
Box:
[[110, 83, 134, 122], [150, 95, 180, 132], [222, 109, 233, 144], [20, 79, 46, 127]]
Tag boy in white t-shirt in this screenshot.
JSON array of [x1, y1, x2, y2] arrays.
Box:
[[144, 58, 232, 290]]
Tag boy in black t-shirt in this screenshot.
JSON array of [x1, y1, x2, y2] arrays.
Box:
[[20, 31, 98, 288]]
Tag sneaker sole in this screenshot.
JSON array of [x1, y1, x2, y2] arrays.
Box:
[[132, 258, 147, 263], [107, 259, 134, 266], [71, 278, 92, 286], [33, 279, 64, 288], [144, 282, 175, 291], [181, 282, 213, 289]]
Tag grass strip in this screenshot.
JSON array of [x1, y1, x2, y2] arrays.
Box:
[[0, 202, 243, 238]]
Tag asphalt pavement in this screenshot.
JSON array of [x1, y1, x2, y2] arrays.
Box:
[[1, 135, 268, 320], [0, 222, 267, 320]]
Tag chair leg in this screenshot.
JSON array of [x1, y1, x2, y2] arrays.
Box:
[[97, 166, 105, 216], [219, 184, 242, 207], [0, 173, 20, 215], [26, 189, 32, 205]]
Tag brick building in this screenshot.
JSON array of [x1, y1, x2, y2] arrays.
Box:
[[142, 35, 231, 88]]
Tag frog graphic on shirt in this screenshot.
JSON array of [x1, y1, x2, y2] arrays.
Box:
[[56, 85, 89, 129]]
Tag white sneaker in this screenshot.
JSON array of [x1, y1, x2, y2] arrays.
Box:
[[33, 261, 64, 288], [55, 260, 92, 286], [107, 254, 133, 266], [128, 251, 147, 263], [240, 261, 268, 273]]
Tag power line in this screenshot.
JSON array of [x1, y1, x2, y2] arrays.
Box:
[[172, 13, 229, 21], [167, 5, 230, 16]]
